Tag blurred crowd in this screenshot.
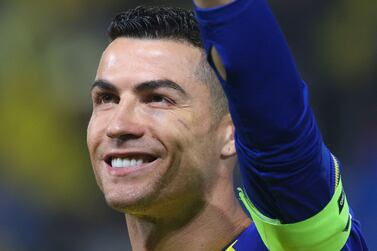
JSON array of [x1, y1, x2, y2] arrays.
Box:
[[0, 0, 376, 250]]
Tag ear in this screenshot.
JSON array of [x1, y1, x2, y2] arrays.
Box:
[[220, 114, 236, 158]]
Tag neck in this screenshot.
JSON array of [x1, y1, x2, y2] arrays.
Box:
[[125, 178, 251, 251]]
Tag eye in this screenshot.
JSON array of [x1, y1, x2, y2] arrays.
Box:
[[143, 94, 175, 105], [150, 95, 168, 103], [93, 92, 119, 105]]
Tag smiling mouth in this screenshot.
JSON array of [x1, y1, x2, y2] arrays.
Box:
[[105, 155, 158, 169]]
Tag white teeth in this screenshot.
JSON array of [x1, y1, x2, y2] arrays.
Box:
[[122, 159, 130, 167], [111, 157, 144, 168], [130, 159, 136, 166]]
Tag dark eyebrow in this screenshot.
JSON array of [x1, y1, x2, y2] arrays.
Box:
[[134, 79, 188, 97], [91, 80, 118, 92]]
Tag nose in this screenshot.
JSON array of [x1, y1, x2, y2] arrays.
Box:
[[106, 100, 145, 141]]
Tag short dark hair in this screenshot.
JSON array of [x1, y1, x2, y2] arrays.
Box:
[[107, 6, 228, 121], [108, 6, 202, 48]]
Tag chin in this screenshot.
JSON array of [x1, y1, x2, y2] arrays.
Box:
[[104, 196, 129, 212], [102, 186, 156, 214], [104, 191, 134, 211]]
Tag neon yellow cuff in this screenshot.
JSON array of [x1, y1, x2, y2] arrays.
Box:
[[238, 179, 351, 251]]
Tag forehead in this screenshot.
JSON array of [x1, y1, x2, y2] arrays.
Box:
[[96, 38, 203, 87]]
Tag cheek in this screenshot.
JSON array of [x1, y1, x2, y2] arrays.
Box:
[[175, 114, 219, 168], [87, 114, 109, 189], [87, 116, 97, 150], [168, 111, 212, 147], [87, 113, 106, 155], [163, 116, 215, 163]]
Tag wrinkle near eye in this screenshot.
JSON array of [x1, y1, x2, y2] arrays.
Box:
[[177, 119, 190, 130]]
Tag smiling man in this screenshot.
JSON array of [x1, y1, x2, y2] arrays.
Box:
[[87, 0, 367, 250], [87, 18, 246, 251]]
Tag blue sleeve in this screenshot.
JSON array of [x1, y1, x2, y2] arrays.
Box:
[[194, 0, 367, 249], [195, 0, 332, 223]]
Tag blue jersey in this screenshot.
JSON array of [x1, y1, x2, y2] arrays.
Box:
[[194, 0, 368, 250]]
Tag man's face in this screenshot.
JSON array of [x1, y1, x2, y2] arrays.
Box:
[[87, 38, 227, 214]]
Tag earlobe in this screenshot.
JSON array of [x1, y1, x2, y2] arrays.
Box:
[[220, 118, 236, 158]]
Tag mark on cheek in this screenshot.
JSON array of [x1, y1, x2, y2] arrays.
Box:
[[177, 119, 190, 130]]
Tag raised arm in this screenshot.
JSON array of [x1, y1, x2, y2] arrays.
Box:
[[194, 0, 328, 222], [193, 0, 367, 250]]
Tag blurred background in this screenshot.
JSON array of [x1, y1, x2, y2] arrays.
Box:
[[0, 0, 375, 250]]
